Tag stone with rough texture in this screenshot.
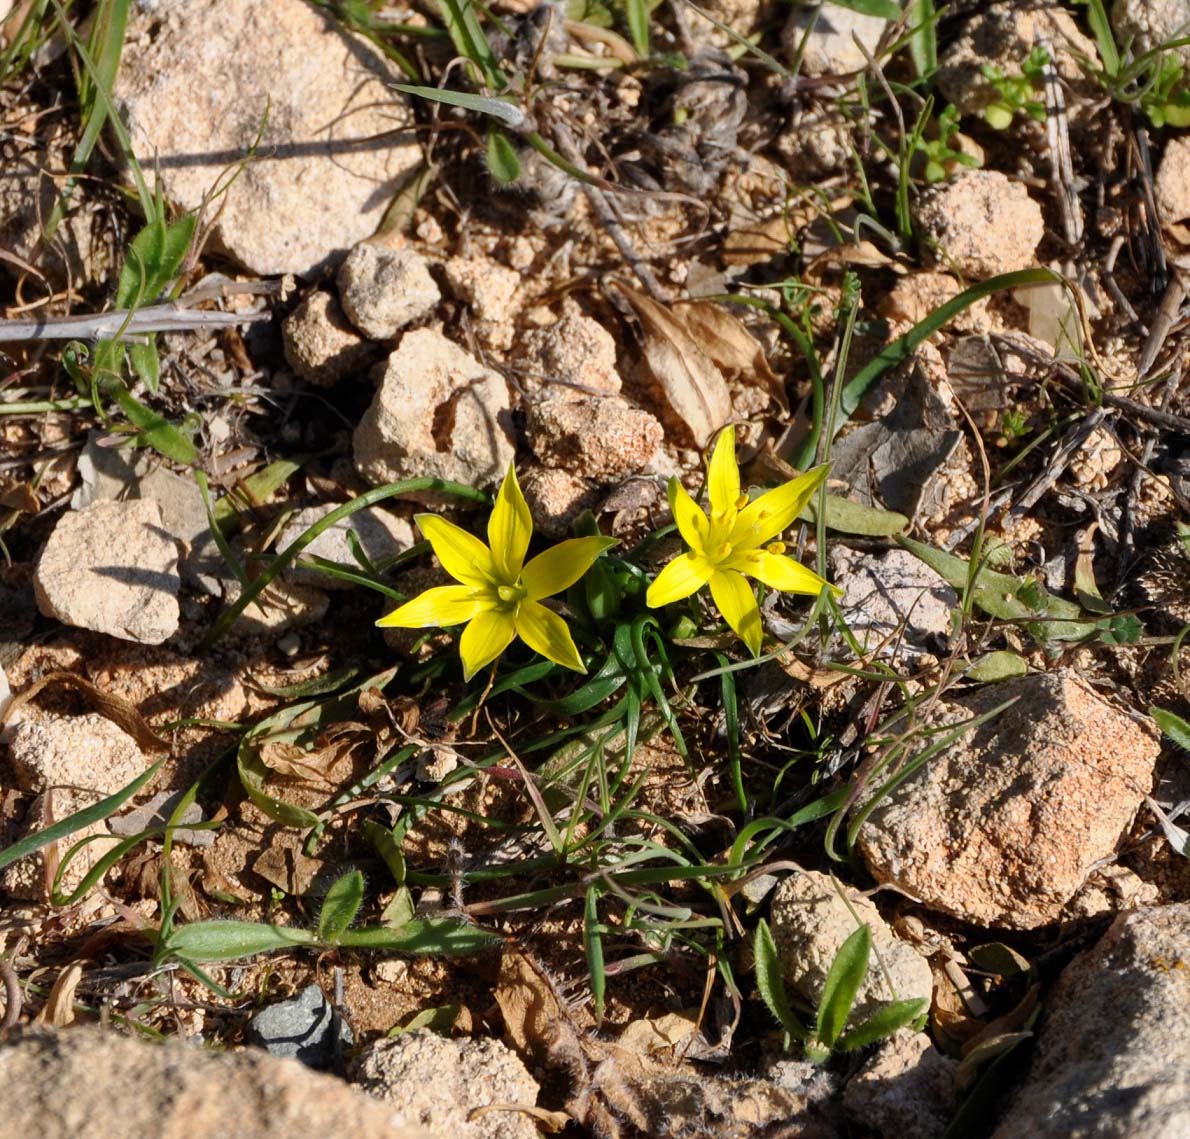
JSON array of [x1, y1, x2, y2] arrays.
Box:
[[337, 243, 441, 340], [245, 984, 353, 1070], [224, 579, 330, 636], [525, 395, 663, 480], [914, 171, 1043, 280], [1155, 136, 1190, 231], [843, 1032, 957, 1139], [781, 2, 888, 77], [114, 0, 420, 277], [350, 1030, 540, 1139], [1, 787, 118, 901], [442, 257, 521, 349], [831, 547, 957, 661], [354, 329, 515, 498], [276, 504, 414, 591], [1112, 0, 1190, 70], [519, 308, 622, 398], [0, 1028, 436, 1139], [34, 499, 181, 644], [5, 713, 148, 796], [936, 5, 1099, 118], [518, 466, 599, 538], [857, 672, 1161, 928], [993, 904, 1190, 1138], [282, 290, 374, 387], [768, 869, 933, 1025]]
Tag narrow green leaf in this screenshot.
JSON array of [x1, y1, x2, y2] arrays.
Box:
[[393, 83, 523, 127], [967, 651, 1028, 682], [585, 886, 606, 1023], [815, 924, 871, 1048], [164, 920, 317, 962], [1152, 706, 1190, 751], [364, 820, 407, 886], [625, 0, 649, 56], [799, 494, 908, 536], [109, 383, 198, 465], [906, 0, 937, 80], [390, 1004, 462, 1035], [237, 732, 322, 830], [0, 757, 166, 872], [829, 0, 899, 19], [485, 130, 521, 183], [837, 997, 929, 1052], [337, 918, 502, 955], [318, 870, 366, 942], [754, 919, 808, 1042], [128, 339, 160, 392]]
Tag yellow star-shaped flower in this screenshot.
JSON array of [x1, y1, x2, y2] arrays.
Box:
[[646, 425, 834, 655], [378, 465, 615, 680]]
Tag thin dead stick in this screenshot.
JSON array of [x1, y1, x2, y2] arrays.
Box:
[[0, 958, 21, 1031], [1040, 38, 1083, 247], [0, 301, 271, 343]]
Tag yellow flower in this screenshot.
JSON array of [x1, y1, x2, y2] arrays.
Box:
[[378, 465, 615, 680], [646, 425, 833, 655]]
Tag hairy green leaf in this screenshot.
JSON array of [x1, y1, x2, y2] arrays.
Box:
[[815, 923, 871, 1048], [755, 918, 807, 1043], [837, 997, 928, 1052], [318, 870, 366, 942]]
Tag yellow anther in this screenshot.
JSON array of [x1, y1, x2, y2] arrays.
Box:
[[767, 541, 786, 555], [735, 493, 749, 510], [716, 542, 733, 560]]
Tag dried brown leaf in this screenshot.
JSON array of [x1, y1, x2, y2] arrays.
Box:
[[35, 964, 82, 1027], [614, 282, 731, 446], [677, 301, 787, 412]]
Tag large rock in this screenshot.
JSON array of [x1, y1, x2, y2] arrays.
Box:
[[993, 904, 1190, 1138], [781, 2, 888, 77], [114, 0, 420, 277], [34, 499, 181, 644], [354, 329, 515, 497], [5, 713, 149, 796], [524, 395, 663, 480], [768, 869, 933, 1025], [1113, 0, 1190, 70], [0, 1028, 436, 1139], [350, 1030, 540, 1139], [843, 1032, 957, 1139], [857, 672, 1161, 928], [913, 171, 1043, 280]]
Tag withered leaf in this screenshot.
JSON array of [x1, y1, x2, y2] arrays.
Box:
[[614, 281, 731, 447], [677, 300, 787, 413]]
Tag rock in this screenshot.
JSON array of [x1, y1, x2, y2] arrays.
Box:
[[768, 869, 933, 1025], [109, 789, 213, 848], [72, 433, 219, 590], [223, 579, 330, 636], [350, 1029, 540, 1139], [275, 504, 414, 591], [993, 904, 1190, 1138], [114, 0, 420, 277], [337, 244, 441, 340], [5, 713, 149, 796], [524, 395, 664, 480], [1154, 136, 1190, 231], [245, 984, 353, 1070], [0, 1027, 436, 1139], [517, 465, 599, 539], [936, 5, 1099, 119], [843, 1032, 958, 1139], [914, 171, 1043, 280], [1112, 0, 1190, 71], [830, 547, 957, 661], [354, 329, 516, 498], [519, 307, 622, 398], [1, 787, 119, 902], [779, 104, 856, 179], [878, 271, 990, 332], [34, 499, 181, 644], [857, 672, 1161, 928], [282, 290, 374, 387], [781, 2, 888, 77], [442, 257, 521, 349]]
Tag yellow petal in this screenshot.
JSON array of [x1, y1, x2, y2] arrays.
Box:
[[487, 464, 532, 582], [709, 569, 763, 656], [670, 479, 709, 553], [376, 585, 486, 628], [458, 609, 517, 680], [744, 551, 831, 596], [734, 464, 830, 546], [521, 537, 616, 601], [707, 425, 740, 516], [645, 552, 713, 608], [515, 599, 585, 672], [418, 514, 495, 588]]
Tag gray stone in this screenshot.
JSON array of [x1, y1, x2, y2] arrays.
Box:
[[114, 0, 421, 277], [109, 789, 212, 847], [993, 904, 1190, 1138], [276, 504, 414, 591], [843, 1032, 957, 1139], [34, 499, 181, 644], [245, 984, 353, 1070], [782, 2, 889, 77], [1112, 0, 1190, 71], [337, 243, 441, 340]]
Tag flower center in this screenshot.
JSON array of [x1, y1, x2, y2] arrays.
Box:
[[496, 582, 527, 608]]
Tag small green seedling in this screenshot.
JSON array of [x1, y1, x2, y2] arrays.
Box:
[[755, 919, 928, 1063], [982, 45, 1050, 129], [915, 103, 981, 183]]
